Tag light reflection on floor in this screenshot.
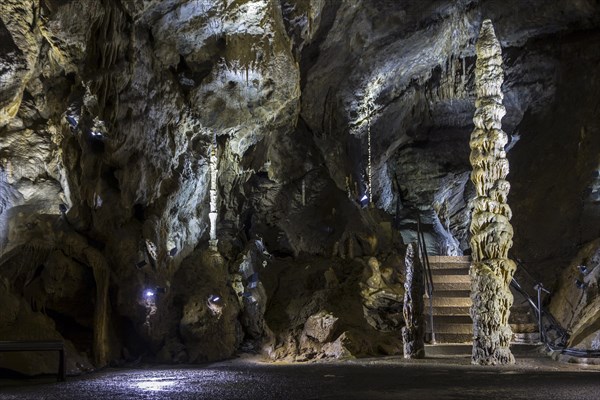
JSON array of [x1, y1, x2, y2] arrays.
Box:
[[0, 355, 599, 400], [134, 378, 177, 391]]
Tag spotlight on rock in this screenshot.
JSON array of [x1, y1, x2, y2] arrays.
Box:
[[144, 287, 167, 299], [169, 246, 178, 257], [578, 265, 588, 275], [575, 279, 587, 290], [135, 260, 147, 269], [359, 194, 369, 208], [65, 115, 78, 128], [208, 294, 221, 303], [248, 272, 259, 289], [59, 203, 67, 213]]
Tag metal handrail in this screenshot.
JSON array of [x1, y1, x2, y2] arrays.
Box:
[[511, 259, 569, 345], [510, 261, 600, 357], [416, 213, 435, 344]]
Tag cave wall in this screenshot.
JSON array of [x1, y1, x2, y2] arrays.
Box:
[[1, 0, 599, 371]]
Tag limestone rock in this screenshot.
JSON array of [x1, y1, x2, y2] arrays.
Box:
[[549, 239, 600, 349], [360, 257, 404, 332], [302, 311, 339, 344], [0, 278, 93, 376], [175, 249, 243, 362], [263, 256, 404, 361]]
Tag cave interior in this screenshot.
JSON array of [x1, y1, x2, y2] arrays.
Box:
[[0, 0, 600, 378]]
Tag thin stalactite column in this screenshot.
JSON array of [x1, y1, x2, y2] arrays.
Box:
[[469, 19, 517, 365]]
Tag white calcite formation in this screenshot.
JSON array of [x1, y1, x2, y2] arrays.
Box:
[[208, 137, 218, 252], [469, 20, 516, 365]]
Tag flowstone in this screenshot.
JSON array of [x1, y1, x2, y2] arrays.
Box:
[[469, 20, 517, 365]]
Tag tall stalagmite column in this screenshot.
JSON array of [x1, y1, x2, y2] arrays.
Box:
[[469, 20, 517, 365], [208, 136, 219, 252]]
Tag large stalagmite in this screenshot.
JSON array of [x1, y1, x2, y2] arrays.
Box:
[[469, 20, 517, 365]]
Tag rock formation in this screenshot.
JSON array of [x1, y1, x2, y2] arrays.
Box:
[[469, 20, 516, 365], [549, 239, 600, 353], [402, 243, 425, 359], [360, 257, 405, 332]]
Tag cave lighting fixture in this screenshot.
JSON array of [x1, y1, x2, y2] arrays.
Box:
[[135, 260, 147, 269], [360, 194, 369, 208], [575, 279, 588, 290], [208, 294, 221, 303], [65, 115, 78, 128], [144, 287, 167, 299], [578, 265, 588, 275]]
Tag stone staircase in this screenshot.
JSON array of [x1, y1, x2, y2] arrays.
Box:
[[425, 256, 473, 343], [424, 256, 539, 344]]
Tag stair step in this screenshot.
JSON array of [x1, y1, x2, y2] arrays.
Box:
[[431, 297, 472, 307], [431, 267, 470, 275], [512, 332, 541, 344], [431, 275, 470, 284], [428, 256, 471, 264], [425, 343, 471, 356], [430, 289, 471, 297], [510, 322, 539, 333], [426, 323, 473, 334], [429, 264, 471, 272], [426, 315, 472, 324], [431, 282, 471, 292], [427, 333, 473, 343], [425, 306, 471, 316]]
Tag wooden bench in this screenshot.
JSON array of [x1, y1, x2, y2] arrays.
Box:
[[0, 341, 65, 382]]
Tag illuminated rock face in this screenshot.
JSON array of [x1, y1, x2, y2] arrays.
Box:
[[469, 20, 516, 365]]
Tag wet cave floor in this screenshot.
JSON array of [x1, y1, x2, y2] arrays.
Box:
[[1, 346, 599, 400]]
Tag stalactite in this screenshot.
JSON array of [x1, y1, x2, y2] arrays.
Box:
[[208, 134, 219, 252], [367, 102, 373, 205], [469, 19, 516, 365]]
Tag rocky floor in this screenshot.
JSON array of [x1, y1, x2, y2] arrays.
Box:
[[1, 347, 599, 400]]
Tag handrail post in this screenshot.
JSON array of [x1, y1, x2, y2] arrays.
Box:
[[533, 282, 549, 344]]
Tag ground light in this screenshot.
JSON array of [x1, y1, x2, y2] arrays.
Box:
[[143, 287, 167, 299]]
